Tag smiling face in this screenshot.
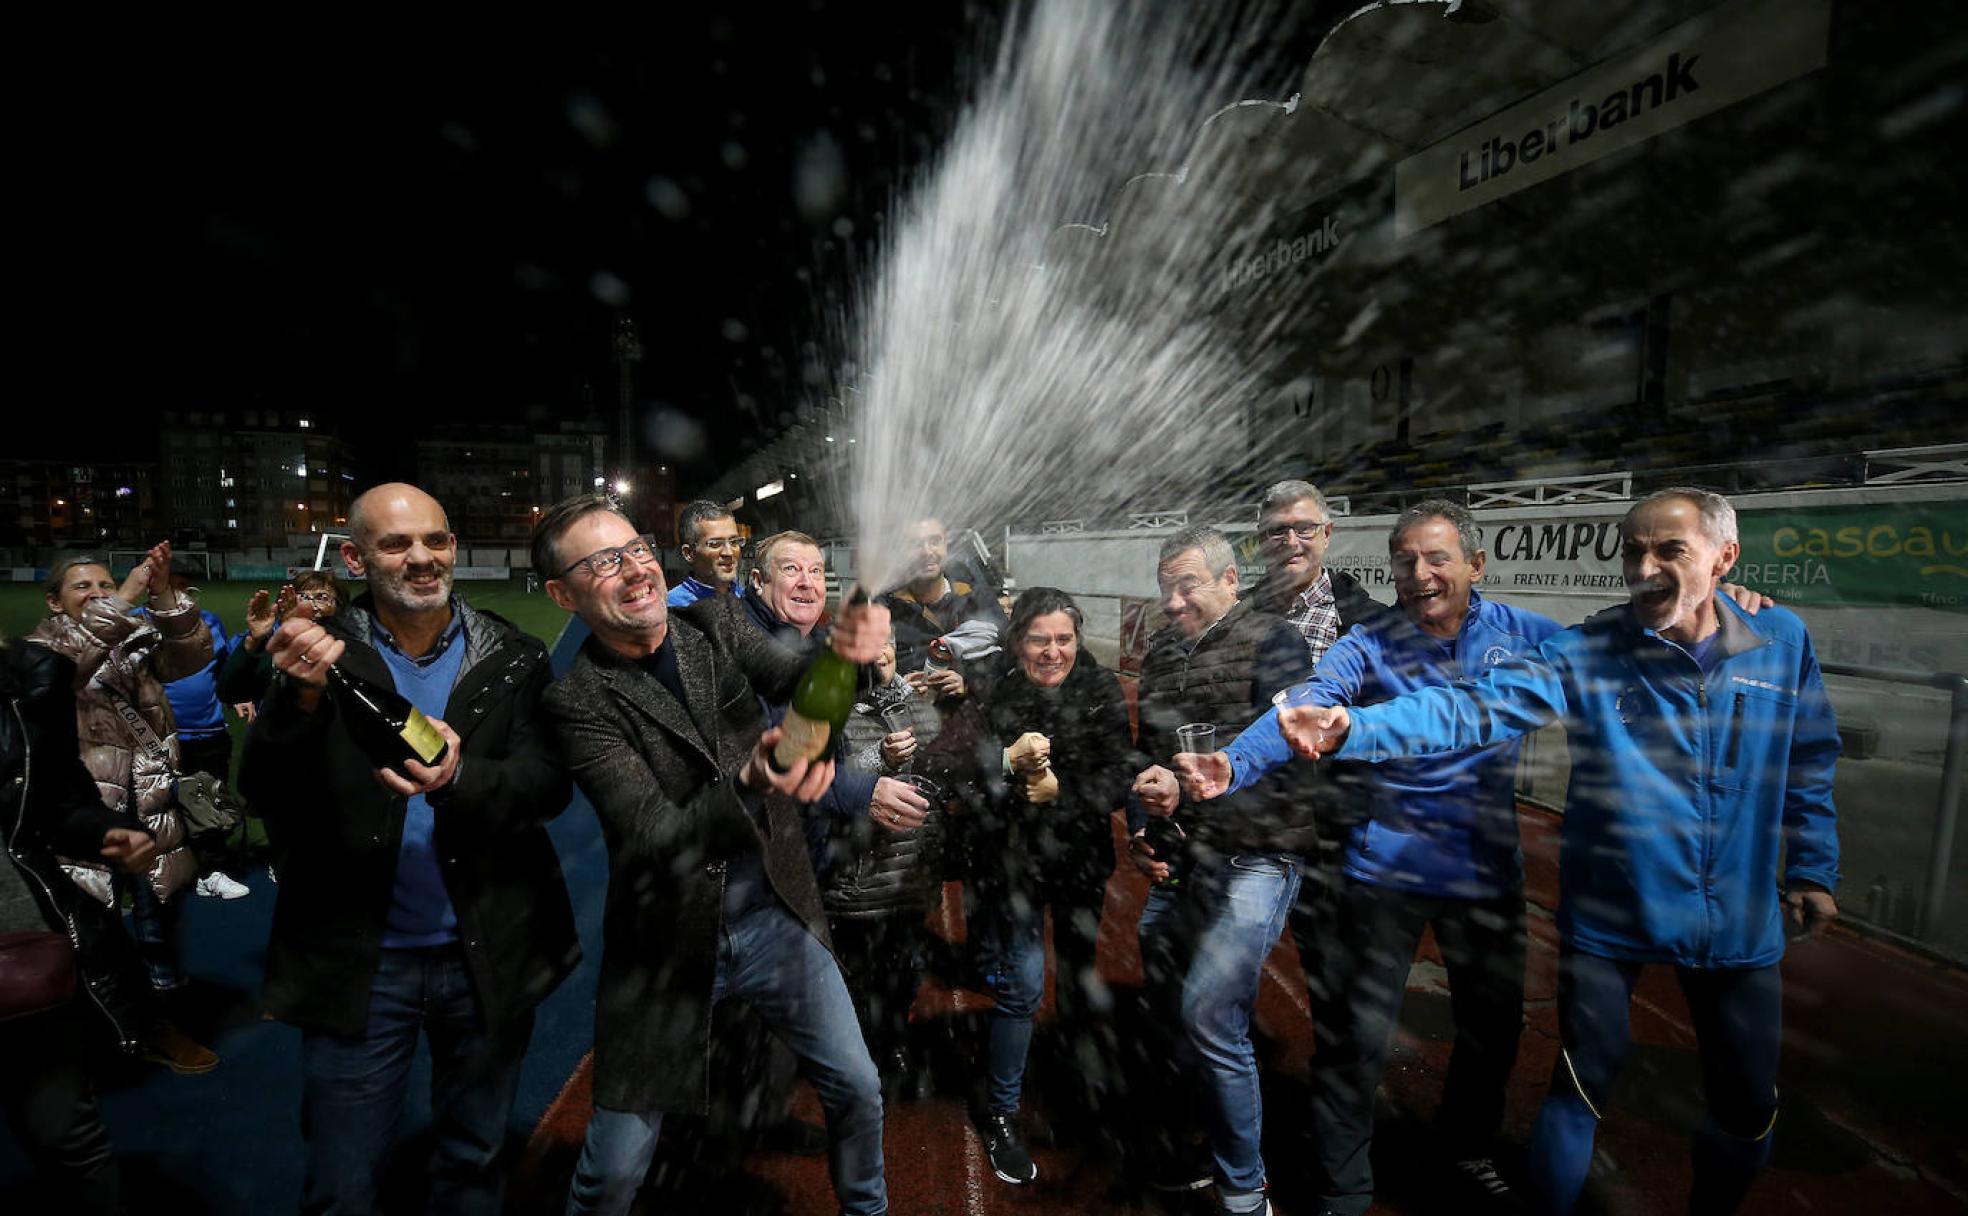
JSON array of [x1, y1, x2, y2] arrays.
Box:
[[1391, 516, 1485, 639], [1257, 496, 1333, 594], [682, 513, 742, 589], [754, 541, 827, 635], [874, 635, 898, 685], [1157, 547, 1239, 639], [1622, 496, 1739, 642], [545, 509, 669, 656], [1016, 610, 1080, 688], [342, 485, 455, 615], [47, 563, 115, 621], [906, 519, 948, 586]]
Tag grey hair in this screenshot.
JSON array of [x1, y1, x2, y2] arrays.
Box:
[[1627, 486, 1739, 547], [676, 499, 735, 547], [1390, 499, 1482, 561], [1157, 525, 1236, 578], [1257, 479, 1330, 522]]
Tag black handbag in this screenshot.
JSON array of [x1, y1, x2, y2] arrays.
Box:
[[0, 930, 78, 1022]]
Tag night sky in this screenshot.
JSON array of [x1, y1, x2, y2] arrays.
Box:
[[30, 5, 1002, 487]]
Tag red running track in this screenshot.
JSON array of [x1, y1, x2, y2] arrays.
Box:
[[510, 804, 1968, 1214]]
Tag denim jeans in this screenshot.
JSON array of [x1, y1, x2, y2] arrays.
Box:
[[122, 871, 183, 991], [966, 885, 1048, 1115], [1136, 853, 1300, 1198], [565, 900, 887, 1216], [299, 944, 532, 1216], [1312, 879, 1526, 1215]]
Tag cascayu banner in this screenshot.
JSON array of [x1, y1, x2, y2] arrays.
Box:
[[1733, 504, 1968, 611]]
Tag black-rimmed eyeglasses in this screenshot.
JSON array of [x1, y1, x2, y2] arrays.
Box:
[[559, 535, 659, 580], [1259, 520, 1330, 543]]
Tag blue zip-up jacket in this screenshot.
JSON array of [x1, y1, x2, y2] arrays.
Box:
[[1224, 592, 1561, 900], [162, 608, 236, 740], [1300, 594, 1839, 968]]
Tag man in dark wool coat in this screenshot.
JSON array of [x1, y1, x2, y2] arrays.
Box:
[[532, 493, 901, 1216]]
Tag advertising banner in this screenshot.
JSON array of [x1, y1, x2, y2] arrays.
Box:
[[1394, 0, 1831, 235], [1733, 504, 1968, 610], [1285, 501, 1968, 612]]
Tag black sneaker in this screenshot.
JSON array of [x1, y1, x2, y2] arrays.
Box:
[[1449, 1157, 1525, 1214], [979, 1111, 1038, 1185]]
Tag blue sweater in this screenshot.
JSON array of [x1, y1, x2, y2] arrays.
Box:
[[1224, 593, 1560, 899], [162, 609, 234, 740], [1324, 596, 1840, 968]]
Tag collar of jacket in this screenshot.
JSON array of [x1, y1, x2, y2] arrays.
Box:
[[741, 589, 826, 654], [334, 596, 508, 683], [581, 616, 722, 768], [1607, 592, 1769, 662]]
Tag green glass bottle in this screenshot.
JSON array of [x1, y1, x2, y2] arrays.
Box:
[[768, 586, 869, 772]]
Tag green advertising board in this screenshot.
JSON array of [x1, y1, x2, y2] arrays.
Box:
[[1734, 504, 1968, 611]]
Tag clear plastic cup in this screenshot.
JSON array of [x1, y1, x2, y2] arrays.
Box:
[[1175, 722, 1217, 754]]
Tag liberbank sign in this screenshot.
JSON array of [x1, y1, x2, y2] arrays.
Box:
[[1393, 0, 1831, 237]]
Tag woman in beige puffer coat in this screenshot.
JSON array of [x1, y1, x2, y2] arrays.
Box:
[[30, 548, 212, 984]]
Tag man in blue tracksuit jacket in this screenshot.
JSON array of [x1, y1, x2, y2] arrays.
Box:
[[1190, 488, 1840, 1216], [1224, 501, 1561, 1214]]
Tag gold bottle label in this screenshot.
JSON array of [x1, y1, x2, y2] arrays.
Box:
[[771, 709, 831, 768], [399, 706, 447, 764]]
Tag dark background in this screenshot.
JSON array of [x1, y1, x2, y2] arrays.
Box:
[[24, 6, 1016, 488]]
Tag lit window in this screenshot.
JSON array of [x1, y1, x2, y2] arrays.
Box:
[[227, 519, 238, 529], [299, 419, 311, 429]]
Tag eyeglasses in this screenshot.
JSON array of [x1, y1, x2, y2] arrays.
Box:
[[691, 537, 742, 552], [1259, 520, 1330, 543], [559, 535, 658, 580], [295, 592, 335, 606]]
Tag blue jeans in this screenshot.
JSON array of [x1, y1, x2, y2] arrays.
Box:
[[299, 944, 532, 1215], [967, 885, 1049, 1114], [122, 872, 183, 991], [565, 901, 887, 1216], [1136, 853, 1300, 1198]]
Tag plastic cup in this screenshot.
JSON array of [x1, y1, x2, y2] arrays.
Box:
[[1175, 722, 1217, 754], [878, 702, 913, 733]]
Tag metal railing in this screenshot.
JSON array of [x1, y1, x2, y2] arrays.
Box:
[[1821, 663, 1968, 944]]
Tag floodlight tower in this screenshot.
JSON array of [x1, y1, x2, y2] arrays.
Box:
[[612, 315, 643, 500]]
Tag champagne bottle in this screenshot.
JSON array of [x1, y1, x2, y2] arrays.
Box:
[[769, 587, 867, 772], [324, 663, 449, 776]]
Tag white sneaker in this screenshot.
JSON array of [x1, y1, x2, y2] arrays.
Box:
[[196, 873, 251, 900]]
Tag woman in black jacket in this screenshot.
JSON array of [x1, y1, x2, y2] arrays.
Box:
[[2, 638, 159, 1214], [920, 587, 1133, 1187]]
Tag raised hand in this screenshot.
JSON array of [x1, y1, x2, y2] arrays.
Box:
[[1005, 731, 1050, 775], [829, 594, 891, 663], [1279, 704, 1350, 760], [245, 589, 277, 641], [879, 728, 917, 770], [265, 607, 345, 689], [1132, 765, 1179, 818], [1173, 751, 1232, 801], [375, 716, 463, 797], [741, 727, 836, 803], [869, 776, 930, 832]]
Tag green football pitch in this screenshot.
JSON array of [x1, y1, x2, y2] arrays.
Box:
[[0, 577, 571, 649]]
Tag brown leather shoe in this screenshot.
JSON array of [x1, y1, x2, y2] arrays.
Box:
[[143, 1022, 219, 1074]]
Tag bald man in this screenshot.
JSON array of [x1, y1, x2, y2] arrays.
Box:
[[240, 483, 577, 1214]]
